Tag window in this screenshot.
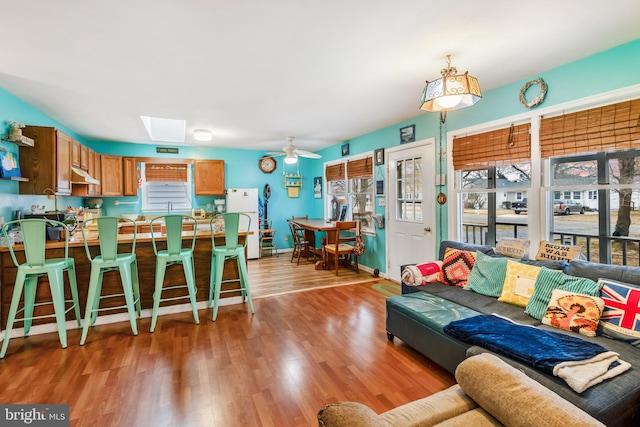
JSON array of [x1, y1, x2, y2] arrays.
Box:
[[588, 190, 598, 200], [141, 163, 193, 212], [325, 156, 374, 233], [395, 157, 423, 221], [454, 123, 532, 246]]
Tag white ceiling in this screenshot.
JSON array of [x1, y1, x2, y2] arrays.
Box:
[[1, 1, 639, 153]]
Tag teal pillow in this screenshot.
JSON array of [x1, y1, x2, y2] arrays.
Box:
[[525, 267, 601, 320], [464, 251, 509, 298]]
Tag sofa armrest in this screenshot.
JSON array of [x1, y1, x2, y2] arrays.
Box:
[[456, 353, 604, 427], [318, 402, 389, 427]]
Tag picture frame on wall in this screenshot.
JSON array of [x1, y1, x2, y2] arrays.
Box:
[[341, 143, 350, 156], [313, 176, 322, 199], [400, 125, 415, 144], [376, 179, 384, 197], [374, 148, 385, 166]]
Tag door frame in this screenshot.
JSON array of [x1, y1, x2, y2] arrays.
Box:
[[385, 138, 437, 282]]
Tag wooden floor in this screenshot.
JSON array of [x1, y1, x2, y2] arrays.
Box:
[[0, 253, 454, 427]]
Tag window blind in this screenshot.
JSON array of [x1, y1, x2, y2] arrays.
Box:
[[347, 157, 373, 178], [540, 99, 640, 158], [452, 123, 531, 170], [325, 163, 345, 181], [144, 163, 188, 182]]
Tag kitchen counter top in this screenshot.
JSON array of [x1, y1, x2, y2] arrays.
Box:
[[0, 228, 248, 329]]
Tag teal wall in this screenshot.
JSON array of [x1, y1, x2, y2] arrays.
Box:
[[2, 39, 640, 275]]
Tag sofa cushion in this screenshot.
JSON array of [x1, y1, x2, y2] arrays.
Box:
[[525, 267, 600, 320], [464, 251, 508, 298], [386, 293, 481, 333], [438, 240, 495, 261], [495, 237, 530, 259], [567, 259, 640, 286], [498, 260, 541, 308], [541, 289, 604, 337], [457, 353, 605, 427], [535, 241, 583, 261], [420, 283, 541, 325], [599, 278, 640, 347], [440, 248, 476, 287]]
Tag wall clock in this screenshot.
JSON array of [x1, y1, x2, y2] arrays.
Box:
[[259, 156, 276, 174]]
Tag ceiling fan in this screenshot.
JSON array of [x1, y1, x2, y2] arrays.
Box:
[[267, 136, 322, 164]]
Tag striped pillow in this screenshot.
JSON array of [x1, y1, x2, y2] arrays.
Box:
[[464, 251, 508, 297], [525, 267, 601, 320]]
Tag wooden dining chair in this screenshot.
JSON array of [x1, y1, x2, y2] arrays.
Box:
[[288, 220, 315, 265], [291, 215, 308, 221], [323, 221, 359, 276]]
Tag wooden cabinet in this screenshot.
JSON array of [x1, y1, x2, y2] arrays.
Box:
[[89, 149, 101, 196], [71, 138, 81, 168], [80, 144, 89, 171], [123, 157, 138, 196], [194, 160, 225, 195], [100, 154, 123, 196], [19, 126, 72, 195]]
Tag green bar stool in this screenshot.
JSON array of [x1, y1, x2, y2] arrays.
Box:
[[209, 213, 254, 321], [149, 215, 200, 332], [0, 219, 82, 358], [79, 216, 141, 345]]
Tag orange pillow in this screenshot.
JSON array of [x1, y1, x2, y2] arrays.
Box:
[[440, 248, 477, 287]]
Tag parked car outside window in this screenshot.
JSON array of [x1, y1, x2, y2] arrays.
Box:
[[553, 199, 585, 215]]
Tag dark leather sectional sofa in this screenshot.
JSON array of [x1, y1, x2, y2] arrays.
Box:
[[386, 240, 640, 427]]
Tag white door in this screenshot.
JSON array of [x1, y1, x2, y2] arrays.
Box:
[[387, 140, 436, 283]]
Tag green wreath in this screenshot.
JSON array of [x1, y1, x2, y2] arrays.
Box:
[[519, 78, 548, 109]]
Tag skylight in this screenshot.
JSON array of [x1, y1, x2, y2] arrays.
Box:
[[140, 116, 186, 143]]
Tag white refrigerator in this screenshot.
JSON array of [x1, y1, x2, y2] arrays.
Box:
[[226, 188, 260, 259]]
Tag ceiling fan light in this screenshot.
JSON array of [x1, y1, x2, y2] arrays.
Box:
[[284, 154, 298, 164]]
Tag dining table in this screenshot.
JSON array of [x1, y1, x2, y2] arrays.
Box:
[[290, 218, 338, 268]]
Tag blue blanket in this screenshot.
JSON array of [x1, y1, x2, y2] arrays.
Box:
[[443, 314, 613, 374]]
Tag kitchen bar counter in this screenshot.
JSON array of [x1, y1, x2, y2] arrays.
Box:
[[0, 229, 247, 329]]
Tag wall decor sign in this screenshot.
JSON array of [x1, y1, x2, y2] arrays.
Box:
[[313, 176, 322, 199], [374, 148, 385, 166], [341, 143, 350, 156], [400, 125, 415, 144], [376, 180, 384, 197], [156, 147, 179, 154]]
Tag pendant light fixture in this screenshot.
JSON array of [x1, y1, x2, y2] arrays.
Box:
[[419, 54, 482, 112]]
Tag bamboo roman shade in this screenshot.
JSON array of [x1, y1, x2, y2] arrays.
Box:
[[452, 123, 531, 170], [540, 99, 640, 158], [347, 157, 373, 178], [145, 163, 188, 182], [325, 163, 345, 181]]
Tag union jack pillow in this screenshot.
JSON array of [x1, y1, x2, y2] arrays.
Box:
[[599, 278, 640, 340]]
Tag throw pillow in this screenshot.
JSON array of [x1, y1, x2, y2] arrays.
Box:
[[498, 260, 541, 307], [525, 267, 600, 320], [535, 241, 582, 262], [541, 289, 604, 337], [400, 261, 442, 286], [464, 251, 508, 297], [495, 238, 530, 259], [599, 278, 640, 342], [440, 248, 477, 287]]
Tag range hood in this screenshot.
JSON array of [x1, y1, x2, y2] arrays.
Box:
[[71, 166, 100, 185]]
